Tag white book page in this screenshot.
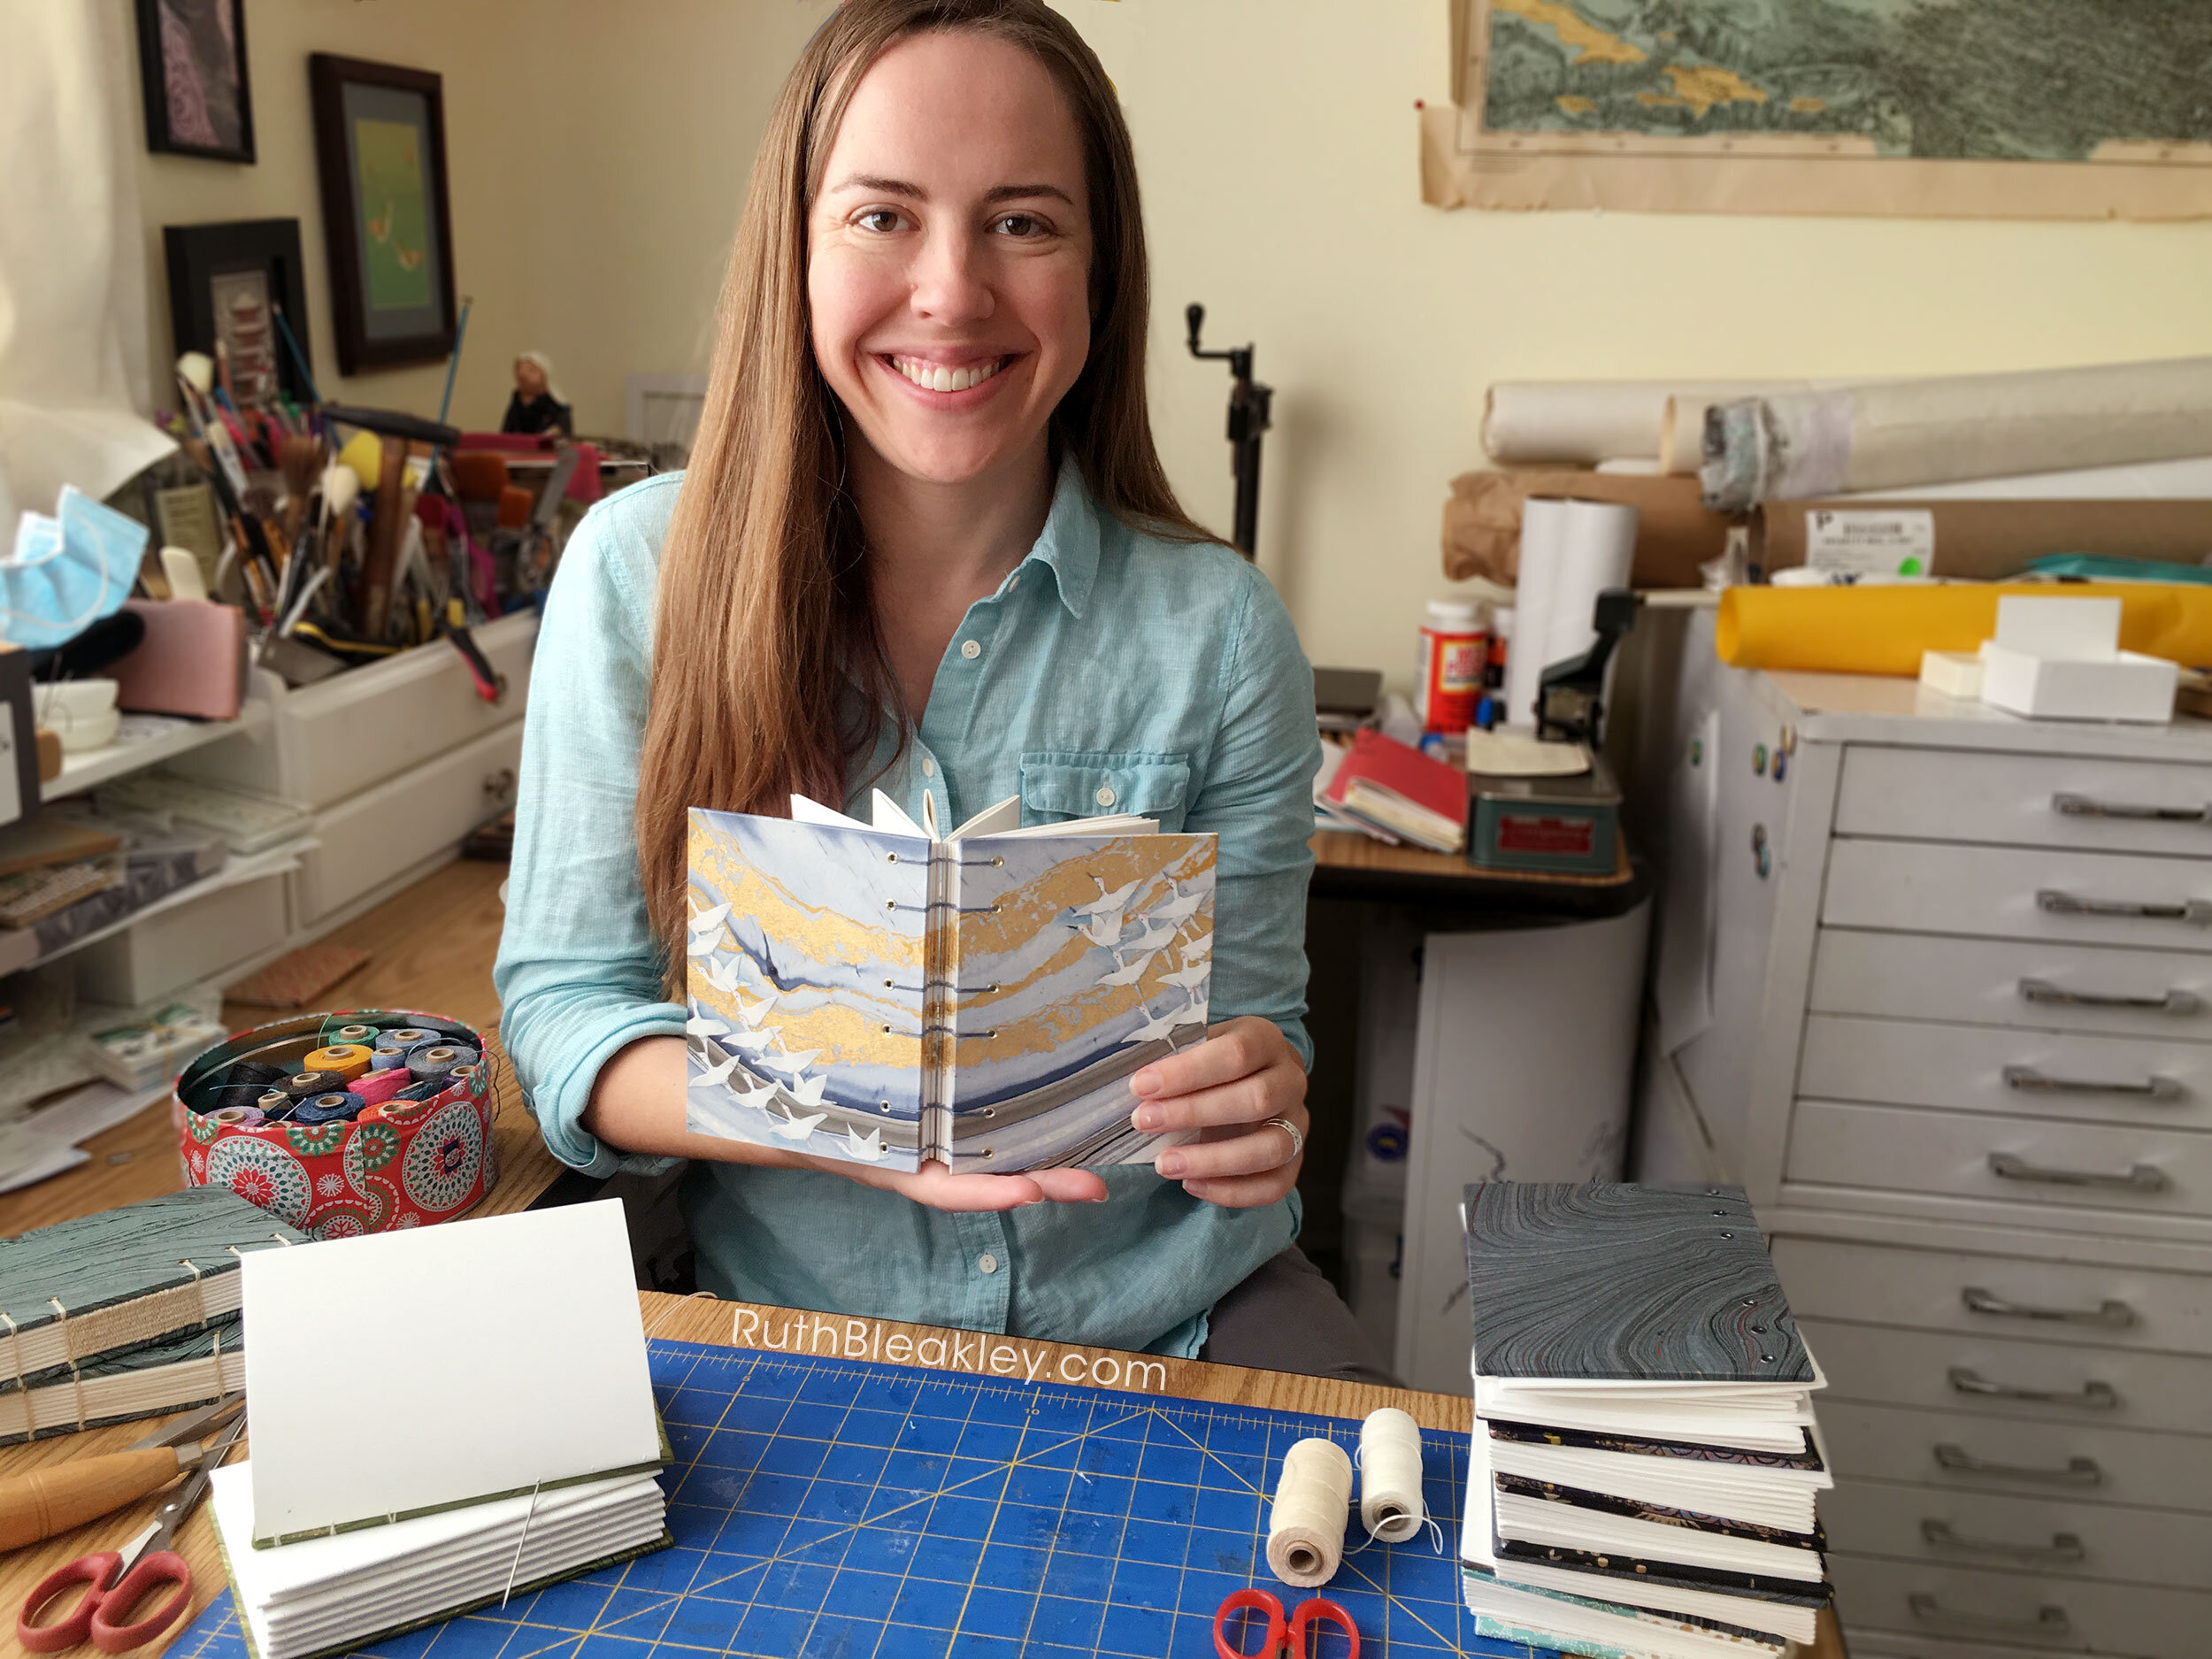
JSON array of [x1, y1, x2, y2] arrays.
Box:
[[790, 794, 872, 832], [982, 814, 1156, 841], [242, 1200, 661, 1545], [947, 795, 1022, 839], [869, 789, 927, 839]]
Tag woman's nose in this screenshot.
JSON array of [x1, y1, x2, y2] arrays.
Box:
[[908, 226, 995, 325]]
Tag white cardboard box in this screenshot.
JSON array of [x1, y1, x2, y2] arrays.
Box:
[[1978, 595, 2178, 723]]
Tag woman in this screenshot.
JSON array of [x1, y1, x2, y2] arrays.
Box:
[[495, 0, 1384, 1380], [500, 351, 573, 437]]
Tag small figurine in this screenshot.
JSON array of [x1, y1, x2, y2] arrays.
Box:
[[501, 350, 572, 437]]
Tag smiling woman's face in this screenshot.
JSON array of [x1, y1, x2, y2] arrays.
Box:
[[807, 29, 1092, 488]]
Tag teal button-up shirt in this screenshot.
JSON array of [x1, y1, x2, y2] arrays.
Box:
[[494, 459, 1318, 1356]]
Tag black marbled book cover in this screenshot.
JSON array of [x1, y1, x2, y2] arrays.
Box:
[[1464, 1183, 1811, 1382], [1486, 1417, 1824, 1472], [1494, 1472, 1824, 1548], [1492, 1530, 1835, 1607]]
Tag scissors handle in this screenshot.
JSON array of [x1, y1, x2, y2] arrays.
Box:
[[18, 1550, 120, 1654], [89, 1549, 192, 1655], [0, 1450, 189, 1552]]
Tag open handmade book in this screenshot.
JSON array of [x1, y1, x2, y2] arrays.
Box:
[[685, 790, 1217, 1173]]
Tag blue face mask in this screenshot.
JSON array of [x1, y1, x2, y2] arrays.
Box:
[[1, 485, 149, 649]]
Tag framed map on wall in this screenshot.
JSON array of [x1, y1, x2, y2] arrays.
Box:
[[1424, 0, 2212, 219]]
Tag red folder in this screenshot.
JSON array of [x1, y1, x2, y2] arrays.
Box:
[[1322, 729, 1468, 852]]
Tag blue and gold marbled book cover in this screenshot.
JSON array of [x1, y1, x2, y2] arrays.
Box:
[[684, 807, 1215, 1174]]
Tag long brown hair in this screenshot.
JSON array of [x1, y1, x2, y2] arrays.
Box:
[[636, 0, 1207, 987]]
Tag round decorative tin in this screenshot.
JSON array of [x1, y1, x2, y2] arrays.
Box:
[[174, 1010, 501, 1239]]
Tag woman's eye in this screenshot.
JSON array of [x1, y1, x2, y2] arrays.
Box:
[[855, 209, 906, 234], [992, 213, 1049, 238]]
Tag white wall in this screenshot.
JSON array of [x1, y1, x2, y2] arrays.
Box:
[[132, 0, 2212, 688]]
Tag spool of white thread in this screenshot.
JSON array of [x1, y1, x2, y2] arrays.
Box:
[[1358, 1408, 1427, 1543], [1265, 1437, 1353, 1587]]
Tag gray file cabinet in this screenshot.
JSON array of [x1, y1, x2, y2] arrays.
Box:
[[1632, 611, 2212, 1659]]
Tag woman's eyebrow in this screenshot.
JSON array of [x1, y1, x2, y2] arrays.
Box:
[[824, 173, 1075, 208]]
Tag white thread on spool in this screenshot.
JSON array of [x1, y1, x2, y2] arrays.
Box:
[[1265, 1436, 1352, 1588], [1357, 1408, 1427, 1544]]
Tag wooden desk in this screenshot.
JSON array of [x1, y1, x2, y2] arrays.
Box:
[[0, 860, 565, 1240], [0, 1290, 1468, 1653], [1310, 828, 1641, 912]]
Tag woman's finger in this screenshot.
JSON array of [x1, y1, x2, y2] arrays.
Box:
[[1131, 1018, 1278, 1100], [844, 1162, 1044, 1211], [1026, 1168, 1110, 1203], [1156, 1122, 1301, 1183], [1180, 1169, 1298, 1209], [1133, 1071, 1292, 1135]]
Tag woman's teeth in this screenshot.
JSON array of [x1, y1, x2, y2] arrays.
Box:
[[891, 356, 1004, 393]]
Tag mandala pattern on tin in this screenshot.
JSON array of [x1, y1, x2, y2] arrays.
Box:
[[344, 1122, 402, 1182], [401, 1099, 483, 1213], [204, 1137, 313, 1228], [188, 1111, 223, 1146], [285, 1121, 347, 1157]]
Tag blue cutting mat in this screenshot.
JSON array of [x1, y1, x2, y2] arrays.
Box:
[[170, 1337, 1542, 1658]]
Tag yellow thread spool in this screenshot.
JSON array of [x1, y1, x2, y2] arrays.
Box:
[[303, 1043, 373, 1080]]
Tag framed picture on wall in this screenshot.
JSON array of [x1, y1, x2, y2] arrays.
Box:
[[162, 219, 313, 408], [307, 54, 457, 374], [134, 0, 256, 163]]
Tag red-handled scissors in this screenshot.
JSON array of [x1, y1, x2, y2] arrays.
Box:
[[18, 1413, 247, 1654], [1215, 1587, 1361, 1658]]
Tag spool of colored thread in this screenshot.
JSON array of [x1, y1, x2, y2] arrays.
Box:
[[1266, 1438, 1353, 1588], [350, 1065, 415, 1107], [303, 1043, 373, 1081], [386, 1027, 442, 1049], [331, 1024, 379, 1047], [211, 1084, 270, 1114], [292, 1091, 365, 1125], [370, 1028, 441, 1070], [395, 1080, 439, 1102], [225, 1060, 289, 1089], [209, 1107, 266, 1128], [282, 1070, 346, 1101], [407, 1044, 479, 1086], [256, 1089, 294, 1116]]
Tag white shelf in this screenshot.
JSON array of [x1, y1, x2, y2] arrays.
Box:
[[24, 839, 311, 975], [41, 702, 273, 803]]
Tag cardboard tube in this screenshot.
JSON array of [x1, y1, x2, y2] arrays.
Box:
[[1716, 581, 2212, 677]]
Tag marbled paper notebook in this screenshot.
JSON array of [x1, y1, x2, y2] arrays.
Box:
[[1463, 1183, 1813, 1385], [685, 791, 1215, 1174]]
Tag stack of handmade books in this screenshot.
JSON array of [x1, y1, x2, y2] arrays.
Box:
[[211, 1201, 670, 1658], [0, 1187, 302, 1443], [1458, 1182, 1832, 1659]]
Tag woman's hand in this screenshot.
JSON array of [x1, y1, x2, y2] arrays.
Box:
[[1127, 1016, 1307, 1208], [583, 1036, 1109, 1211]]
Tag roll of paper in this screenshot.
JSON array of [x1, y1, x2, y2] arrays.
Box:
[[1505, 497, 1639, 726], [1502, 497, 1569, 726], [1484, 380, 1795, 468], [1703, 358, 2212, 510]]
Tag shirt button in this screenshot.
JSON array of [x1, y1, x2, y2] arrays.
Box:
[[959, 640, 981, 660], [1094, 786, 1116, 807], [977, 1252, 999, 1275], [921, 757, 935, 777]]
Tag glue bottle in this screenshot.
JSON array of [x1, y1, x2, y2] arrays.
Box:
[[1414, 598, 1486, 735]]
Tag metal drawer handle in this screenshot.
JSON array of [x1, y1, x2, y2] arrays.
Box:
[[1948, 1366, 2119, 1410], [2053, 792, 2209, 824], [1962, 1285, 2135, 1326], [2039, 887, 2212, 926], [2018, 977, 2201, 1015], [1909, 1592, 2072, 1636], [1921, 1517, 2087, 1566], [484, 767, 516, 802], [2002, 1064, 2183, 1101], [1934, 1441, 2101, 1486], [1987, 1151, 2168, 1193]]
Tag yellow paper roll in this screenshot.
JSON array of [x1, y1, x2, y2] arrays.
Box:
[[1716, 582, 2212, 678], [303, 1043, 373, 1080]]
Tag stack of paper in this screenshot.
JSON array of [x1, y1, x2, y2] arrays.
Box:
[[0, 1187, 302, 1442], [215, 1201, 670, 1657], [1457, 1183, 1831, 1659]]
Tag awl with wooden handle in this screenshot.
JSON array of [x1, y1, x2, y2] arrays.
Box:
[[0, 1394, 240, 1553]]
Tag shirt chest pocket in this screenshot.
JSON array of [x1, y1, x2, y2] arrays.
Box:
[[1019, 750, 1192, 833]]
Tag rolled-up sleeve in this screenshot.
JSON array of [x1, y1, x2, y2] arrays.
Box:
[[1186, 560, 1320, 1068], [494, 483, 686, 1177]]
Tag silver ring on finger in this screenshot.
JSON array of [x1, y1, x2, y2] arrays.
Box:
[[1262, 1114, 1304, 1164]]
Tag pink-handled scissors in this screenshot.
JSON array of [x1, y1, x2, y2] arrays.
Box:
[[18, 1413, 247, 1654]]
